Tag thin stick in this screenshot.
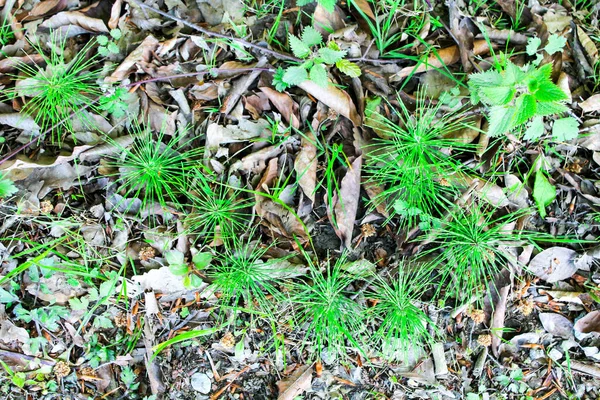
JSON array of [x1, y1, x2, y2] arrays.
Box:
[[125, 67, 275, 87], [128, 0, 301, 63]]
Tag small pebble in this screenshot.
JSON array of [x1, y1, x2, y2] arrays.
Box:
[[190, 372, 211, 394]]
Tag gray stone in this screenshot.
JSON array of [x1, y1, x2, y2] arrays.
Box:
[[191, 372, 212, 394]]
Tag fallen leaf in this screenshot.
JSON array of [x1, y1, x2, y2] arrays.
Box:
[[575, 311, 600, 334], [0, 54, 46, 73], [539, 313, 573, 338], [298, 80, 361, 126], [206, 119, 269, 154], [276, 364, 313, 400], [331, 156, 362, 248], [393, 40, 494, 79], [350, 0, 375, 20], [294, 132, 317, 203], [491, 285, 510, 357], [260, 87, 300, 129], [580, 94, 600, 113], [528, 247, 579, 283], [40, 11, 108, 32], [25, 0, 67, 19], [106, 35, 159, 83]]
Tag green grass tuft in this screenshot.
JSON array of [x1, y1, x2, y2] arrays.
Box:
[[290, 254, 365, 361], [364, 91, 474, 229], [6, 33, 102, 144], [108, 121, 202, 211], [368, 264, 436, 360]]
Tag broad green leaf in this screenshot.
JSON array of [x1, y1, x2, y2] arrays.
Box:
[[523, 117, 545, 141], [531, 62, 553, 83], [526, 37, 541, 55], [552, 117, 579, 141], [289, 34, 310, 58], [504, 62, 525, 85], [96, 36, 109, 46], [110, 28, 122, 40], [512, 94, 537, 126], [165, 250, 184, 266], [318, 47, 346, 64], [536, 101, 568, 116], [189, 274, 203, 288], [192, 252, 212, 269], [468, 70, 503, 88], [0, 287, 17, 303], [282, 66, 308, 85], [534, 81, 568, 102], [317, 0, 337, 12], [487, 106, 515, 137], [480, 86, 515, 105], [297, 0, 312, 4], [309, 63, 329, 87], [545, 34, 567, 55], [107, 42, 120, 54], [301, 26, 322, 47], [533, 171, 556, 218], [272, 67, 290, 92], [0, 175, 18, 198], [169, 262, 189, 276], [336, 59, 361, 77]]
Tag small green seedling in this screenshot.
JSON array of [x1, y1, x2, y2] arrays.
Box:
[[0, 15, 14, 48], [97, 29, 122, 56], [0, 173, 18, 198], [273, 26, 360, 91], [526, 34, 567, 66], [468, 59, 579, 141], [164, 249, 211, 288], [297, 0, 336, 12]]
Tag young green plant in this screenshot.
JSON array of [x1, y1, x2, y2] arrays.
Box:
[[290, 253, 365, 361], [274, 26, 360, 91]]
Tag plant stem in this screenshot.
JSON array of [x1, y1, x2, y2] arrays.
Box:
[[128, 0, 301, 63]]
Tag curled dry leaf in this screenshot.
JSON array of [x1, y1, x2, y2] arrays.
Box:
[[260, 87, 300, 129], [330, 156, 362, 248], [575, 311, 600, 334], [40, 11, 108, 32], [580, 94, 600, 113], [393, 40, 493, 79], [539, 312, 573, 338], [106, 35, 159, 83], [276, 364, 313, 400], [298, 80, 361, 126], [491, 285, 510, 357], [25, 0, 67, 20], [294, 131, 317, 203], [528, 247, 578, 283]]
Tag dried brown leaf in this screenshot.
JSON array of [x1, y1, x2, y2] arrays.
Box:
[[277, 364, 313, 400], [528, 247, 579, 283], [298, 80, 361, 126], [40, 11, 108, 32], [331, 156, 362, 248], [539, 312, 573, 338], [260, 87, 300, 129], [26, 0, 67, 19], [106, 35, 159, 83], [575, 311, 600, 334]]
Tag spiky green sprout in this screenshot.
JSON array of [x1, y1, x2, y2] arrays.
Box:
[[185, 172, 253, 243], [290, 254, 365, 361], [364, 90, 474, 229], [367, 264, 436, 361], [421, 204, 537, 303], [0, 15, 14, 48], [5, 33, 103, 144], [108, 121, 202, 212], [208, 235, 291, 324]]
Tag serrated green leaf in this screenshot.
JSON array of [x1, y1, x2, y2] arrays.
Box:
[[97, 36, 109, 46], [110, 29, 122, 40], [317, 0, 337, 12], [468, 70, 503, 88], [487, 106, 515, 137], [533, 171, 555, 218], [318, 47, 346, 64], [504, 62, 525, 85], [545, 34, 567, 55], [536, 101, 568, 116], [523, 116, 545, 141], [282, 66, 308, 85], [533, 81, 568, 102], [512, 94, 537, 126], [289, 34, 311, 58], [531, 62, 553, 83], [0, 175, 18, 198], [302, 26, 322, 47], [526, 37, 541, 56], [336, 59, 361, 77], [480, 86, 516, 105], [552, 117, 579, 141], [309, 63, 328, 87], [272, 67, 290, 92]]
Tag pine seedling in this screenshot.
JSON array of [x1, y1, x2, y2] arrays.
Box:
[[5, 33, 103, 144], [273, 26, 360, 92], [0, 16, 14, 48], [367, 264, 436, 361], [421, 204, 538, 303], [364, 91, 474, 229], [290, 254, 365, 361], [108, 121, 202, 212], [185, 172, 253, 243], [208, 235, 291, 324], [468, 59, 579, 141]]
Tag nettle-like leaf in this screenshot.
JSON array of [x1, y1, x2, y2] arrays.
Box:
[[513, 94, 537, 126], [272, 67, 290, 92], [336, 59, 361, 77], [523, 117, 545, 141], [289, 34, 310, 59], [309, 63, 328, 87], [534, 81, 568, 102], [302, 26, 322, 47], [480, 86, 515, 105], [526, 37, 541, 56], [282, 65, 308, 85], [533, 171, 556, 218], [0, 174, 18, 198], [545, 34, 567, 55], [318, 47, 346, 64], [488, 106, 515, 137], [552, 117, 579, 141]]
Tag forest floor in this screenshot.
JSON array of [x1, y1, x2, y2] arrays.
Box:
[[1, 0, 600, 399]]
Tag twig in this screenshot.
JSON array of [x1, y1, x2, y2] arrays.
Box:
[[124, 67, 276, 87], [128, 0, 301, 63]]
